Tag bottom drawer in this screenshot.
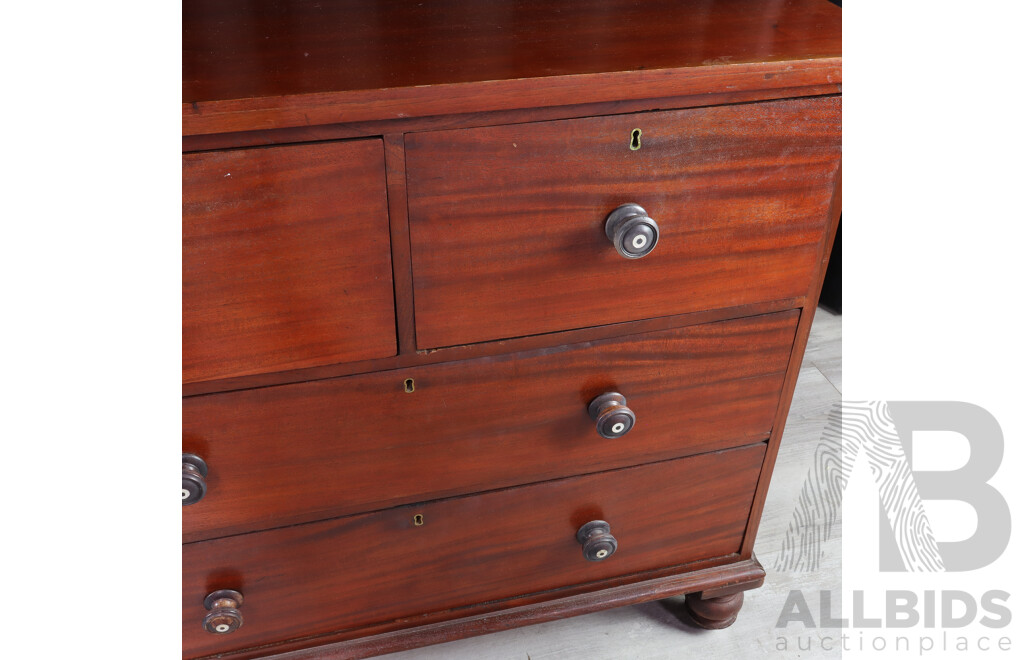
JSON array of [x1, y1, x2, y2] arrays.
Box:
[[183, 443, 766, 658]]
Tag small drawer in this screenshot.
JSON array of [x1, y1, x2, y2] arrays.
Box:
[[183, 443, 766, 658], [183, 139, 396, 384], [182, 310, 796, 541], [405, 96, 840, 348]]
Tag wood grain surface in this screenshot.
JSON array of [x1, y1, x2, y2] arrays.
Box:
[[182, 298, 803, 398], [358, 310, 843, 660], [183, 444, 766, 659], [179, 4, 844, 656], [406, 97, 841, 349], [231, 310, 841, 660], [182, 0, 841, 134], [181, 86, 843, 154], [183, 140, 396, 383], [183, 311, 796, 542], [188, 557, 766, 660], [741, 164, 843, 557]]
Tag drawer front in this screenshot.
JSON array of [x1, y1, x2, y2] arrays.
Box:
[[183, 139, 396, 384], [183, 444, 765, 658], [183, 311, 796, 541], [406, 96, 840, 348]]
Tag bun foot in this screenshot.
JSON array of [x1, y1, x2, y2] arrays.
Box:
[[684, 591, 744, 629]]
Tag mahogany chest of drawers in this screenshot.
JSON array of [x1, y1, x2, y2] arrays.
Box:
[[182, 1, 842, 657]]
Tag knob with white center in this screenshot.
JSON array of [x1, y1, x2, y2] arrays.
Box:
[[605, 203, 659, 259], [588, 392, 636, 439], [182, 453, 208, 506], [576, 521, 618, 562], [203, 589, 244, 634]]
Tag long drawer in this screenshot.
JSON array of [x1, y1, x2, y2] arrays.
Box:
[[183, 311, 797, 541], [183, 443, 766, 659], [405, 96, 841, 348], [183, 139, 396, 384]]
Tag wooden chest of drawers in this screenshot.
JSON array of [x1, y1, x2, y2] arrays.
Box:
[[182, 1, 842, 657]]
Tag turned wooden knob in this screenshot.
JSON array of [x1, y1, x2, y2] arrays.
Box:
[[588, 392, 636, 439], [605, 203, 659, 259], [576, 520, 618, 561], [203, 589, 244, 634], [182, 453, 208, 505]]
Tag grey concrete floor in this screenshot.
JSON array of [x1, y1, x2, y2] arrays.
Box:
[[379, 307, 842, 660]]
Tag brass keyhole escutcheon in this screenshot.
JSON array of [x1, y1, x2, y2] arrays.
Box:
[[630, 128, 642, 150], [404, 378, 415, 393], [413, 513, 425, 526]]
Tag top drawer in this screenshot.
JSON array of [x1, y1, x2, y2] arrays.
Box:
[[406, 97, 841, 349], [183, 140, 396, 383]]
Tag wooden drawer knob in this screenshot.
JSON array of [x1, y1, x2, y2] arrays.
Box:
[[605, 203, 659, 259], [203, 589, 244, 634], [588, 392, 636, 439], [576, 520, 618, 561], [182, 453, 208, 506]]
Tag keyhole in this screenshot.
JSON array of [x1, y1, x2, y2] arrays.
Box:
[[630, 128, 642, 150], [413, 513, 424, 526], [404, 378, 415, 393]]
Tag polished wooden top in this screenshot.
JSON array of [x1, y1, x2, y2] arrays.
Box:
[[183, 0, 841, 134]]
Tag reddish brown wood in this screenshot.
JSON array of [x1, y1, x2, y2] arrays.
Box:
[[739, 164, 843, 558], [200, 556, 766, 660], [182, 0, 841, 135], [181, 86, 842, 154], [185, 60, 842, 137], [183, 311, 797, 542], [183, 445, 766, 659], [406, 96, 841, 349], [182, 297, 803, 398], [684, 592, 745, 629], [698, 573, 767, 600], [183, 140, 396, 384], [184, 0, 841, 104], [181, 4, 843, 656], [382, 135, 416, 355]]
